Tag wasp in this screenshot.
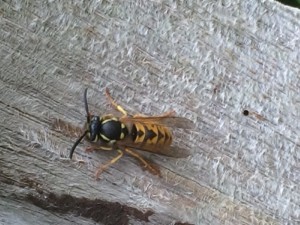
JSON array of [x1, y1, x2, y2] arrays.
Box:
[[70, 88, 194, 178]]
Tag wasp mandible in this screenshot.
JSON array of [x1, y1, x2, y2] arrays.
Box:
[[70, 88, 194, 179]]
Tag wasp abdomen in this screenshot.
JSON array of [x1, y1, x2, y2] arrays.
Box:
[[131, 123, 172, 146]]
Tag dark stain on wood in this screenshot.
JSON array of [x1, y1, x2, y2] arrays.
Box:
[[174, 222, 195, 225], [26, 192, 154, 225]]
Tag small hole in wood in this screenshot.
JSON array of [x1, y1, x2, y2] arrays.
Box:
[[243, 110, 249, 116]]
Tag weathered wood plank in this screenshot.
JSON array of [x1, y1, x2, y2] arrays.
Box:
[[0, 0, 299, 224]]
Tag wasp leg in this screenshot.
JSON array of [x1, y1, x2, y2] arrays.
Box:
[[86, 145, 113, 153], [124, 148, 161, 176], [105, 88, 128, 116], [95, 150, 124, 179], [133, 110, 176, 118]]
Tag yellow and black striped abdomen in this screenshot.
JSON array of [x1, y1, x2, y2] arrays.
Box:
[[131, 122, 172, 146]]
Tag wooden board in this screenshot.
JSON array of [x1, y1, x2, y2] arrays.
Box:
[[0, 0, 299, 224]]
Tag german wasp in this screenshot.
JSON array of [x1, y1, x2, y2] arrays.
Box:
[[70, 88, 194, 178]]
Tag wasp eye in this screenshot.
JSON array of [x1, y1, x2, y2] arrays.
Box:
[[87, 131, 98, 142], [89, 116, 101, 142]]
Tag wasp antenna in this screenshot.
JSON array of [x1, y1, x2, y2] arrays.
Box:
[[84, 88, 90, 123], [69, 130, 88, 159]]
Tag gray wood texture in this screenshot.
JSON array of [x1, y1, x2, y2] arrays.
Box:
[[0, 0, 299, 224]]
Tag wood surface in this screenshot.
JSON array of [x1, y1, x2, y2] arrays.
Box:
[[0, 0, 299, 224]]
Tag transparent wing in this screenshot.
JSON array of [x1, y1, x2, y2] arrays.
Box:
[[117, 137, 191, 158], [120, 116, 194, 129]]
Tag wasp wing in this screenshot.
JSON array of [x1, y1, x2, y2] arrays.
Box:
[[120, 116, 194, 129], [118, 137, 191, 158]]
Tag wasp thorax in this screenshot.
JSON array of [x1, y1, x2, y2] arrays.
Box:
[[99, 118, 128, 142]]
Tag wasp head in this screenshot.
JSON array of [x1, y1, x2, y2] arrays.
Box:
[[87, 115, 101, 142]]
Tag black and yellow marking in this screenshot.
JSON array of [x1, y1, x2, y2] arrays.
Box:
[[100, 133, 111, 142], [101, 117, 118, 123], [99, 117, 128, 142], [87, 132, 99, 142], [131, 122, 172, 146]]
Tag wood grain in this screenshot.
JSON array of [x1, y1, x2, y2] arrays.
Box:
[[0, 0, 299, 224]]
